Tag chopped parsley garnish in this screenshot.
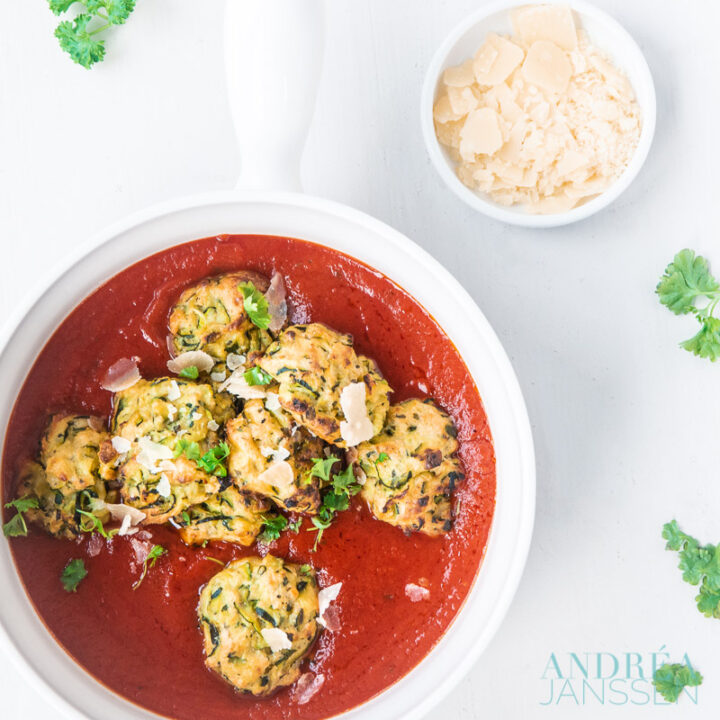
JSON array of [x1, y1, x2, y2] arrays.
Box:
[[132, 544, 166, 590], [181, 510, 191, 525], [179, 365, 199, 379], [663, 520, 720, 618], [77, 508, 112, 539], [61, 558, 88, 592], [239, 282, 270, 330], [260, 514, 288, 543], [309, 464, 361, 551], [653, 662, 703, 703], [175, 439, 230, 477], [3, 495, 39, 537], [244, 366, 272, 386], [307, 456, 340, 483], [48, 0, 137, 69], [657, 249, 720, 361]]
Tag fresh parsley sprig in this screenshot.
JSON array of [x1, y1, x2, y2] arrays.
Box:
[[309, 462, 361, 551], [653, 662, 703, 703], [132, 544, 166, 590], [175, 438, 230, 477], [663, 520, 720, 618], [657, 249, 720, 361], [2, 496, 39, 538], [259, 514, 288, 543], [239, 282, 271, 330], [244, 366, 272, 386], [61, 558, 88, 592], [48, 1, 137, 69]]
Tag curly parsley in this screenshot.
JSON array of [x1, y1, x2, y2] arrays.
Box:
[[657, 249, 720, 361], [653, 662, 703, 703], [48, 0, 137, 69], [663, 520, 720, 618]]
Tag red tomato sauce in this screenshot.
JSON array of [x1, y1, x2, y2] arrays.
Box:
[[1, 235, 495, 720]]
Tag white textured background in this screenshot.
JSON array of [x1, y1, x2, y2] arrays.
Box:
[[2, 0, 720, 718]]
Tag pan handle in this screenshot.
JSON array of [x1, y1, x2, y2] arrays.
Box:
[[224, 0, 325, 192]]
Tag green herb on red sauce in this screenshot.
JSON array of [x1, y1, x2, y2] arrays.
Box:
[[132, 544, 166, 590], [61, 558, 88, 592], [2, 496, 39, 538]]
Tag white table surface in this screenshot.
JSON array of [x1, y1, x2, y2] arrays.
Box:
[[2, 0, 720, 718]]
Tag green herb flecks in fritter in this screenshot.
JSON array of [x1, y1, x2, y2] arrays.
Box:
[[356, 398, 464, 536], [257, 323, 391, 448], [198, 556, 319, 696]]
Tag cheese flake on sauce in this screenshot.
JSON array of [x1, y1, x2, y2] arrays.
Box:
[[339, 382, 374, 447], [318, 582, 342, 628], [101, 358, 141, 392]]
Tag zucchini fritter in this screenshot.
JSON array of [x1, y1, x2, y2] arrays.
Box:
[[110, 378, 232, 523], [356, 399, 464, 536], [257, 323, 391, 447], [226, 399, 324, 514], [177, 487, 269, 546], [198, 555, 319, 696], [168, 271, 275, 370]]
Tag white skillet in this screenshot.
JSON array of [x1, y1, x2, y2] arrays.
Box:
[[0, 2, 535, 719]]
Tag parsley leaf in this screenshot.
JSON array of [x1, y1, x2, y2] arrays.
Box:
[[653, 662, 703, 703], [308, 456, 340, 483], [132, 544, 166, 590], [196, 442, 230, 477], [239, 282, 271, 330], [657, 250, 720, 361], [308, 463, 361, 551], [260, 514, 288, 543], [244, 366, 272, 386], [3, 495, 39, 537], [61, 558, 88, 592], [179, 365, 199, 379], [54, 15, 106, 69], [174, 437, 201, 461], [47, 0, 137, 68], [663, 520, 720, 618]]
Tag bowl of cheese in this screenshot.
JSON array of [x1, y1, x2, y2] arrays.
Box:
[[421, 0, 656, 227]]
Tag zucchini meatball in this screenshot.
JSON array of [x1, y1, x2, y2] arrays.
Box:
[[109, 378, 232, 523], [226, 399, 325, 514], [41, 414, 114, 492], [177, 487, 269, 546], [356, 399, 464, 536], [256, 323, 391, 447], [16, 461, 109, 539], [198, 555, 319, 696], [168, 271, 275, 371]]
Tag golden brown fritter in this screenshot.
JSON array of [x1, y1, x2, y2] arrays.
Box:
[[198, 556, 319, 696], [177, 487, 269, 546], [168, 271, 275, 370], [41, 414, 112, 492], [108, 377, 233, 523], [226, 399, 325, 514], [356, 399, 464, 536], [256, 323, 391, 447], [111, 377, 232, 445], [16, 460, 109, 540]]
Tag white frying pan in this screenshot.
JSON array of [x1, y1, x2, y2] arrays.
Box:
[[0, 2, 535, 718]]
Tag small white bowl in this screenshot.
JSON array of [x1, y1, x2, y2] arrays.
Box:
[[421, 0, 657, 228]]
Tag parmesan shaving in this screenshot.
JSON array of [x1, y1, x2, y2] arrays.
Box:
[[220, 370, 267, 399], [167, 350, 214, 375], [157, 473, 171, 498], [265, 272, 288, 333], [318, 582, 342, 629], [93, 500, 146, 536], [210, 371, 227, 383], [207, 419, 219, 431], [111, 436, 132, 454], [101, 357, 141, 392], [339, 382, 374, 447], [405, 583, 431, 602], [167, 380, 181, 401], [260, 627, 292, 653], [226, 353, 246, 371], [257, 461, 294, 492], [294, 672, 325, 705], [265, 392, 281, 412], [136, 437, 174, 473]]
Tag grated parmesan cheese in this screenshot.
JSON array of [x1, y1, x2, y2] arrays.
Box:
[[433, 4, 642, 213]]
